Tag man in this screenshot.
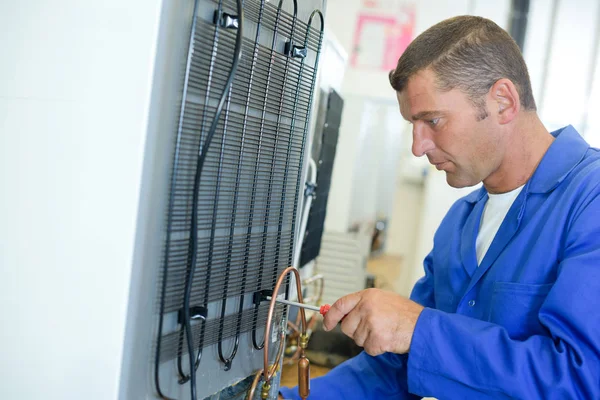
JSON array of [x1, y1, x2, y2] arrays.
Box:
[[279, 15, 600, 399]]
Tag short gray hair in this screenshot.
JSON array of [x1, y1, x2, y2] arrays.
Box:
[[389, 16, 536, 118]]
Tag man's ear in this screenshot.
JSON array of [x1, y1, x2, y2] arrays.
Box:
[[490, 78, 520, 124]]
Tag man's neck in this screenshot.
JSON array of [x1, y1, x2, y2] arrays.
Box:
[[483, 113, 554, 194]]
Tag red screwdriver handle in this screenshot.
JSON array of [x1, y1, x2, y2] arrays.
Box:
[[319, 304, 346, 322], [319, 304, 331, 315]]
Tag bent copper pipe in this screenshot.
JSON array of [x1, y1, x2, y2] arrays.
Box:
[[263, 266, 307, 382]]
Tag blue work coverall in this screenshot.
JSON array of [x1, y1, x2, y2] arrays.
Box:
[[280, 125, 600, 399]]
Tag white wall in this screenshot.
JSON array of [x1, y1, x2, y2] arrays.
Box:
[[529, 0, 600, 133], [346, 98, 404, 228], [324, 0, 413, 234], [524, 0, 600, 136], [386, 123, 426, 261], [324, 96, 365, 232], [0, 1, 163, 398], [586, 46, 600, 147], [322, 0, 378, 233], [521, 0, 555, 106]]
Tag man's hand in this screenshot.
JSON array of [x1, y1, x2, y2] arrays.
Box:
[[322, 288, 424, 356]]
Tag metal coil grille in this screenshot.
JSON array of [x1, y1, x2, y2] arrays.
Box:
[[159, 304, 286, 361], [154, 0, 324, 384]]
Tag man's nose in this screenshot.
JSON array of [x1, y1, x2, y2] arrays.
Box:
[[411, 124, 435, 157]]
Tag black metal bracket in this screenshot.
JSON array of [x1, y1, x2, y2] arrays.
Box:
[[213, 10, 240, 29], [253, 289, 273, 306], [178, 305, 208, 325], [285, 41, 307, 59]]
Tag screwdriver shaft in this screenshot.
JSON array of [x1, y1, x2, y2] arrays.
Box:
[[266, 296, 320, 312]]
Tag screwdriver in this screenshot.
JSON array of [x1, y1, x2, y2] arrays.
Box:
[[266, 296, 331, 316]]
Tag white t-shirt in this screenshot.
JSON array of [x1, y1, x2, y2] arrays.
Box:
[[475, 185, 525, 265]]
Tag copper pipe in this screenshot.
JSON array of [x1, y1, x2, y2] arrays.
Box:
[[284, 310, 320, 365], [302, 273, 323, 285], [247, 370, 263, 400], [287, 320, 300, 334], [270, 330, 286, 376], [263, 266, 307, 382], [301, 274, 324, 305], [283, 273, 325, 365], [248, 266, 309, 398], [297, 355, 310, 399], [247, 330, 286, 400]]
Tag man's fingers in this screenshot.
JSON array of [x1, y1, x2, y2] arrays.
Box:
[[339, 310, 360, 339], [323, 291, 362, 331], [351, 321, 369, 348]]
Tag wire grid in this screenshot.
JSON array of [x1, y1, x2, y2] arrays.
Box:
[[157, 0, 323, 364]]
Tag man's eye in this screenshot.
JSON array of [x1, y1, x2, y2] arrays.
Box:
[[428, 118, 440, 127]]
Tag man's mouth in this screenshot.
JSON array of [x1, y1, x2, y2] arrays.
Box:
[[432, 161, 447, 170]]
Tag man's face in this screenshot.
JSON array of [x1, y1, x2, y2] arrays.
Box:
[[397, 68, 504, 188]]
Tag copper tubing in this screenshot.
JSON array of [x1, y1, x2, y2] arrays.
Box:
[[297, 356, 310, 400], [287, 320, 300, 334], [247, 266, 308, 399], [302, 274, 324, 286], [270, 330, 286, 377], [283, 273, 323, 366], [284, 312, 319, 365], [300, 274, 324, 305], [247, 330, 286, 400], [263, 266, 307, 382], [247, 370, 263, 400]]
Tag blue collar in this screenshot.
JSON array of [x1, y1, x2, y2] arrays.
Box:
[[527, 125, 589, 194], [464, 187, 486, 203], [465, 125, 589, 203]]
